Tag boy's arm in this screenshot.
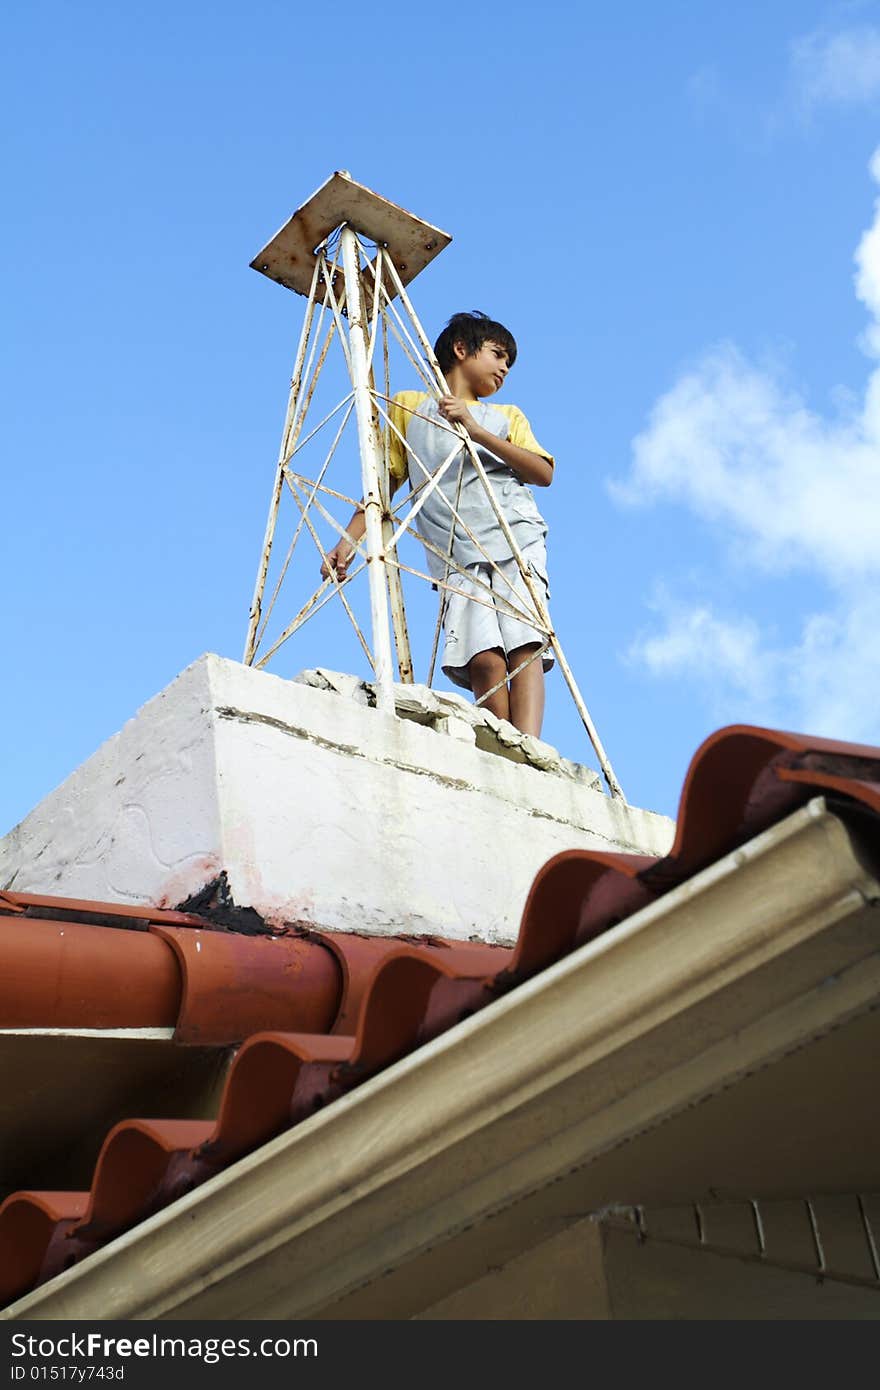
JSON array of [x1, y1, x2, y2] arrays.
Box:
[[320, 473, 404, 580], [438, 397, 554, 486], [321, 392, 413, 578], [320, 504, 366, 581]]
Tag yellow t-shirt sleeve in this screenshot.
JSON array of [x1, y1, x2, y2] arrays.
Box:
[[500, 405, 554, 466], [386, 390, 426, 483]]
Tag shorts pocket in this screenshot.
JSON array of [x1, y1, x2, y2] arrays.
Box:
[[526, 557, 551, 602], [508, 493, 543, 525]]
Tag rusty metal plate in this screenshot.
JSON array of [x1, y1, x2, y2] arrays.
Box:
[[250, 170, 451, 299]]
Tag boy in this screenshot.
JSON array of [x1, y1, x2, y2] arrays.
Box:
[[321, 311, 554, 736]]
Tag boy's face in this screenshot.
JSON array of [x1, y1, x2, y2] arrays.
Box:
[[454, 339, 510, 398]]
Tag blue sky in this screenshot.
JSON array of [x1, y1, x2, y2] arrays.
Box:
[[3, 0, 880, 834]]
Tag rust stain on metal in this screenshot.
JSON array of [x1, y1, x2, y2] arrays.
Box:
[[250, 170, 451, 300]]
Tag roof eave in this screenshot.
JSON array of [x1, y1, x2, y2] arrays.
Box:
[[6, 795, 880, 1320]]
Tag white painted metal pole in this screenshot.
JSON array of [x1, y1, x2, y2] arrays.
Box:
[[243, 262, 321, 664], [339, 225, 396, 714], [381, 306, 414, 684]]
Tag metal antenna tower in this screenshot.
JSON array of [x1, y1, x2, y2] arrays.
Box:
[[243, 171, 625, 799]]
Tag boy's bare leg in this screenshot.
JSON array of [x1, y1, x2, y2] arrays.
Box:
[[508, 644, 545, 737], [468, 647, 510, 722]]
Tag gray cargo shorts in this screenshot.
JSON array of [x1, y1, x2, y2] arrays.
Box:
[[440, 542, 554, 691]]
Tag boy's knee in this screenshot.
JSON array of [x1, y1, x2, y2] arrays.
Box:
[[507, 646, 545, 689], [468, 647, 507, 682]]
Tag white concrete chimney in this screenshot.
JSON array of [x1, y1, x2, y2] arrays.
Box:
[[0, 655, 674, 944]]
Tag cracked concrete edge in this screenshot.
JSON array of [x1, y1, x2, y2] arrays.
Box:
[[292, 668, 603, 790]]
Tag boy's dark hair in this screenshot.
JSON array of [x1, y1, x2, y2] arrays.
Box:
[[433, 310, 517, 374]]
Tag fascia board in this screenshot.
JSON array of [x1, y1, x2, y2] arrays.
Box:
[[7, 797, 880, 1320]]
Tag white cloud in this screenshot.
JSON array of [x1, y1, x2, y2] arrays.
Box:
[[627, 596, 772, 703], [855, 145, 880, 350], [791, 24, 880, 109], [615, 147, 880, 745], [792, 592, 880, 737], [627, 590, 880, 742], [613, 344, 879, 580]]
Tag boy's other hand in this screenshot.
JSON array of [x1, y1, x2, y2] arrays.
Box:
[[438, 395, 477, 436], [320, 539, 354, 581]]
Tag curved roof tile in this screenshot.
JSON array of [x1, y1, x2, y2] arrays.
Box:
[[1, 723, 879, 1308], [151, 926, 343, 1044], [0, 917, 181, 1029]]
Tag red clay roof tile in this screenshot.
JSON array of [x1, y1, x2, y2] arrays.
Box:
[[0, 918, 181, 1029], [2, 723, 879, 1308], [150, 925, 343, 1045]]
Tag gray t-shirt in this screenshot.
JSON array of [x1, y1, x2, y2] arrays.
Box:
[[390, 392, 552, 582]]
